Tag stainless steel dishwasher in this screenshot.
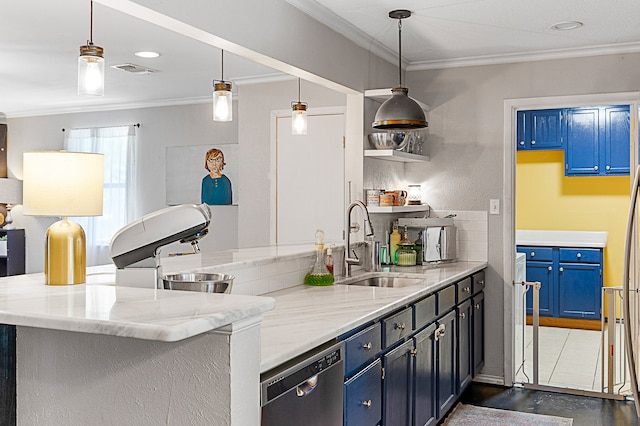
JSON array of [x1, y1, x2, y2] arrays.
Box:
[[260, 342, 344, 425]]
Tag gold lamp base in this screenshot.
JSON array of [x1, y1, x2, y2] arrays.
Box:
[[44, 218, 86, 285]]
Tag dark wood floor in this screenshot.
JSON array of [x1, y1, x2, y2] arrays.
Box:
[[457, 382, 639, 426]]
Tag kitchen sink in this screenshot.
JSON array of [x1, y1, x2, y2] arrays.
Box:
[[337, 276, 423, 288]]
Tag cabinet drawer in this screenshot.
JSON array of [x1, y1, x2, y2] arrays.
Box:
[[559, 248, 601, 264], [518, 246, 553, 262], [472, 270, 485, 295], [344, 322, 381, 378], [413, 294, 436, 331], [344, 359, 382, 426], [381, 307, 412, 349], [437, 285, 456, 315], [456, 277, 472, 303]]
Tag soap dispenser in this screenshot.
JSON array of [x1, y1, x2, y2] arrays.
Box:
[[304, 229, 335, 286]]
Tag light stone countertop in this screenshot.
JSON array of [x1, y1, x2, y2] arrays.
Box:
[[516, 230, 608, 248], [259, 261, 487, 373], [0, 265, 275, 342]]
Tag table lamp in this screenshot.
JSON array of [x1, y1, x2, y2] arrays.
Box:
[[23, 151, 104, 285], [0, 178, 23, 229]]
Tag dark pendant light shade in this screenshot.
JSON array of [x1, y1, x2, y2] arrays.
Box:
[[373, 87, 427, 129], [373, 10, 428, 130]]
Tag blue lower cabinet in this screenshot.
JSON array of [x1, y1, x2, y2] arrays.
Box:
[[472, 292, 485, 375], [558, 263, 602, 319], [344, 359, 382, 426], [524, 261, 555, 317], [456, 300, 472, 394], [413, 324, 437, 426], [437, 310, 457, 418], [382, 339, 413, 425]]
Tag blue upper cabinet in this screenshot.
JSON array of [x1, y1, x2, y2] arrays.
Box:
[[565, 105, 630, 176], [517, 109, 565, 150], [604, 105, 630, 175]]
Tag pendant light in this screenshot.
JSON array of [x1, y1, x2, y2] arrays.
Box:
[[291, 78, 308, 135], [213, 50, 233, 122], [78, 1, 104, 96], [372, 10, 427, 130]]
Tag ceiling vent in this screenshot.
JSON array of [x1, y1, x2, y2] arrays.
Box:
[[111, 63, 157, 75]]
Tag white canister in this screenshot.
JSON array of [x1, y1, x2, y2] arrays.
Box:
[[366, 189, 382, 206]]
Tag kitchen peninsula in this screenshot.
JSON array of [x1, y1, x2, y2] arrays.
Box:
[[0, 247, 486, 425]]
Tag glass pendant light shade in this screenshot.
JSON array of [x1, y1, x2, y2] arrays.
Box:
[[373, 87, 427, 129], [213, 81, 233, 122], [78, 43, 104, 96], [291, 102, 308, 135]]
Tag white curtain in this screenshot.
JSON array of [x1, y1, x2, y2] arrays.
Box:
[[64, 125, 137, 266]]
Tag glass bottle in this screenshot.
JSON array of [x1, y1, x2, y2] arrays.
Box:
[[304, 229, 335, 286], [397, 226, 417, 266]]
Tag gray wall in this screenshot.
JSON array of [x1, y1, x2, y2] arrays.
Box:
[[7, 79, 345, 273], [405, 52, 640, 379]]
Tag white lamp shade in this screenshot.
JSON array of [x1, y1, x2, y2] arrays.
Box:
[[213, 89, 232, 122], [0, 178, 23, 205], [23, 151, 104, 217]]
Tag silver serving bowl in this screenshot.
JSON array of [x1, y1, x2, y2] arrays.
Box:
[[368, 132, 411, 151], [162, 273, 234, 294]]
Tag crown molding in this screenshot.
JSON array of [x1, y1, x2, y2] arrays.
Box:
[[406, 42, 640, 71]]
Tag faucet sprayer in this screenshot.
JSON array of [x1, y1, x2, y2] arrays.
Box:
[[344, 201, 376, 277]]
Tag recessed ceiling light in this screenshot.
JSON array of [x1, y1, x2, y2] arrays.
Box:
[[550, 21, 583, 31], [134, 51, 160, 58]]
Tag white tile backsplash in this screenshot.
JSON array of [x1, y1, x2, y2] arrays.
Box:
[[433, 210, 488, 262]]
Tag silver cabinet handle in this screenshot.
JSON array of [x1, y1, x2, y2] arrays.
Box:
[[548, 266, 552, 271], [577, 253, 582, 258], [479, 280, 485, 286], [463, 286, 471, 293], [362, 400, 372, 408], [410, 348, 418, 357], [362, 342, 372, 351], [531, 140, 536, 145], [559, 267, 564, 272], [530, 251, 535, 257], [594, 165, 599, 171], [519, 141, 525, 146], [459, 312, 466, 319], [606, 165, 611, 171], [475, 303, 481, 310], [395, 323, 406, 330]]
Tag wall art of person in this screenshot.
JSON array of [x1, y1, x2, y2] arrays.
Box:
[[201, 148, 232, 205]]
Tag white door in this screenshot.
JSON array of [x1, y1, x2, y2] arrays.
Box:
[[272, 108, 345, 244]]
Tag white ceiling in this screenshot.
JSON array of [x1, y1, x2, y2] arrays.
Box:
[[3, 0, 640, 117], [288, 0, 640, 69]]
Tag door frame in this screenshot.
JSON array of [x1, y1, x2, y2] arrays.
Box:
[[502, 92, 640, 386]]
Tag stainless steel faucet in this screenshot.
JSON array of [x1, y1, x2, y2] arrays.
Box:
[[344, 201, 375, 277]]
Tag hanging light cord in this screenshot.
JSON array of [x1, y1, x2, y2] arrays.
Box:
[[397, 18, 403, 87], [221, 49, 225, 81], [89, 0, 94, 44], [298, 78, 301, 103]]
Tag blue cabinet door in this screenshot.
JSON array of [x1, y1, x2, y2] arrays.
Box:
[[456, 300, 472, 394], [604, 105, 630, 175], [558, 263, 602, 320], [344, 359, 382, 426], [566, 107, 599, 175], [413, 324, 437, 426], [517, 109, 564, 150], [472, 292, 485, 376], [437, 310, 457, 418], [524, 261, 555, 317], [383, 339, 413, 426]]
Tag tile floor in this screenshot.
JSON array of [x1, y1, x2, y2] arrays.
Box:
[[515, 325, 630, 394]]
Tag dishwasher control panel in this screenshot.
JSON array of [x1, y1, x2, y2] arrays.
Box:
[[261, 343, 343, 405]]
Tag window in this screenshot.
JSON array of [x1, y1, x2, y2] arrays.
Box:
[[64, 125, 137, 266]]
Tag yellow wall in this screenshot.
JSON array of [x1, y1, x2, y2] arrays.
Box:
[[516, 150, 630, 291]]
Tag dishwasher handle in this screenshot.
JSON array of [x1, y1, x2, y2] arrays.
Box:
[[296, 375, 318, 397]]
